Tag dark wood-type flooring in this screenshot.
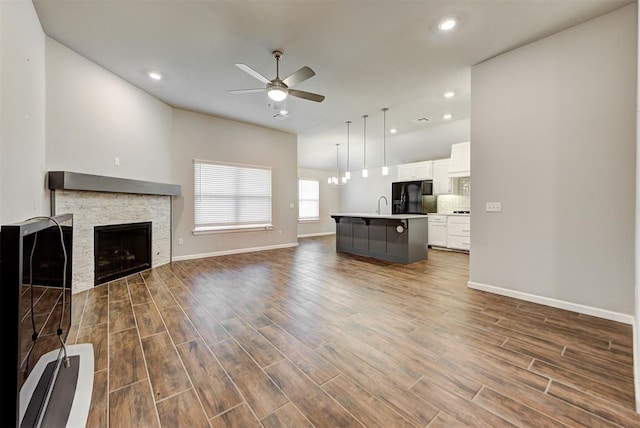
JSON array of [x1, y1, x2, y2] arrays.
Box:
[[64, 235, 638, 427]]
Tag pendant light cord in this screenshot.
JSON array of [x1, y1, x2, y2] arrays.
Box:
[[335, 144, 340, 179], [362, 115, 368, 169], [346, 121, 351, 173], [382, 108, 388, 167]]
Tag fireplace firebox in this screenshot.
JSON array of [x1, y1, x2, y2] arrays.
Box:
[[94, 222, 151, 285]]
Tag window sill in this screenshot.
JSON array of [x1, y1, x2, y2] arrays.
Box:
[[193, 224, 274, 235], [298, 219, 320, 224]]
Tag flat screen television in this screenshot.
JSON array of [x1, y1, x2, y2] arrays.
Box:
[[1, 214, 93, 428]]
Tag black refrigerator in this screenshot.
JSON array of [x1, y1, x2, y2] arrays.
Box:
[[392, 180, 433, 214]]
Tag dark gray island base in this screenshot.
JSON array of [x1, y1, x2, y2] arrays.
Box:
[[330, 213, 428, 264]]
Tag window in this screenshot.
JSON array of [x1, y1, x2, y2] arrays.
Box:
[[298, 179, 320, 222], [194, 160, 272, 233]]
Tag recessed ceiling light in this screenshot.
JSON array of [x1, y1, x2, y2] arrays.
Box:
[[389, 128, 397, 134], [438, 18, 457, 31], [444, 91, 455, 98], [148, 71, 162, 80], [443, 114, 453, 120]]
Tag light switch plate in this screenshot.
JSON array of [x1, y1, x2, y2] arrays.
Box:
[[486, 202, 502, 212]]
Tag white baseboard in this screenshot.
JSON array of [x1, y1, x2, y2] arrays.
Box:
[[297, 231, 336, 238], [172, 242, 298, 262], [468, 281, 635, 325]]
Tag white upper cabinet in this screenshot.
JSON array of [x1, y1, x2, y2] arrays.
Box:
[[432, 159, 452, 195], [448, 141, 470, 177], [397, 161, 433, 181]]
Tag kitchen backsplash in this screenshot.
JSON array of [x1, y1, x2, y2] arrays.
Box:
[[437, 177, 470, 213]]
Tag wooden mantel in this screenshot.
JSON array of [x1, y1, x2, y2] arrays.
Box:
[[48, 171, 181, 196]]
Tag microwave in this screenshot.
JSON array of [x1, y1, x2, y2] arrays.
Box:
[[421, 180, 433, 196]]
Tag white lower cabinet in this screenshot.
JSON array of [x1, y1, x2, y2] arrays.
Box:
[[447, 216, 470, 251], [427, 215, 448, 247]]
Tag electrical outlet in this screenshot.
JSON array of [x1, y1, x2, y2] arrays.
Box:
[[289, 202, 295, 209], [486, 202, 502, 212], [178, 238, 184, 245], [114, 157, 120, 166], [278, 230, 283, 236]]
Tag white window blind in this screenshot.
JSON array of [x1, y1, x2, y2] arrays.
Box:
[[298, 179, 320, 222], [194, 160, 272, 232]]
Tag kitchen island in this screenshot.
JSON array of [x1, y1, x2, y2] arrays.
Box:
[[330, 213, 428, 264]]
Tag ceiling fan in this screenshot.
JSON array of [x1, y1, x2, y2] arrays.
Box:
[[230, 50, 325, 103]]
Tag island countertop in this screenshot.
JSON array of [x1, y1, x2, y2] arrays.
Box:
[[329, 213, 428, 264], [329, 213, 428, 220]]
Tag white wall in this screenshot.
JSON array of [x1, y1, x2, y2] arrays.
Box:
[[297, 168, 341, 237], [171, 108, 298, 259], [0, 0, 47, 224], [470, 5, 637, 318], [385, 118, 471, 166], [635, 1, 640, 413], [45, 38, 173, 183], [339, 166, 397, 214], [297, 118, 470, 171]]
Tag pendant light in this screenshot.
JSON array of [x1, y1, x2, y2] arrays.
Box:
[[345, 121, 351, 180], [328, 143, 347, 185], [362, 115, 368, 178], [381, 107, 389, 176]]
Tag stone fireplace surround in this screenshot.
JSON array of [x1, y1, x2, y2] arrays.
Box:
[[48, 172, 181, 294]]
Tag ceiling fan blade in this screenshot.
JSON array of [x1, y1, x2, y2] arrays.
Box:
[[228, 88, 265, 94], [235, 63, 270, 84], [289, 89, 325, 103], [282, 66, 315, 87]]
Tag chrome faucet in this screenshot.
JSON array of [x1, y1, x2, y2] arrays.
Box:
[[376, 195, 388, 214]]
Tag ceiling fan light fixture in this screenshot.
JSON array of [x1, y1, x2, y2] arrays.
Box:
[[438, 18, 457, 31], [267, 86, 288, 101], [231, 50, 324, 104]]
